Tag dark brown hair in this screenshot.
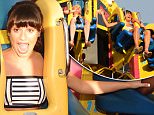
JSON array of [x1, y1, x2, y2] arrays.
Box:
[[124, 10, 132, 16], [7, 1, 44, 54]]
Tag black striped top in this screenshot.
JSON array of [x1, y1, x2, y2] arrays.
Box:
[[4, 76, 47, 108]]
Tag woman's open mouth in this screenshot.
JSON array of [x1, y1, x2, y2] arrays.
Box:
[[17, 43, 29, 54]]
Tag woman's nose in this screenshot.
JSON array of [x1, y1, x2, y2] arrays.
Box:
[[20, 30, 26, 41]]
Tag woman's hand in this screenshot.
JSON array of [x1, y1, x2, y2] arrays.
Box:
[[129, 80, 150, 89], [137, 77, 154, 95], [97, 9, 104, 15]]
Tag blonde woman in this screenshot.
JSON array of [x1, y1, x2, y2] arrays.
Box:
[[69, 4, 91, 49]]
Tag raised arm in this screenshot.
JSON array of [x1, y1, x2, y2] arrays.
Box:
[[67, 72, 150, 94], [132, 18, 145, 29], [97, 9, 118, 28], [63, 6, 76, 15]]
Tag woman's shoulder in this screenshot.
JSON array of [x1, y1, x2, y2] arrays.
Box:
[[32, 51, 43, 61], [31, 51, 44, 75], [2, 48, 12, 59]]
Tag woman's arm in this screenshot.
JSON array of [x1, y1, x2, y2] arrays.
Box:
[[97, 9, 118, 28], [67, 72, 150, 94], [137, 76, 154, 95], [132, 18, 145, 29], [63, 7, 76, 15]]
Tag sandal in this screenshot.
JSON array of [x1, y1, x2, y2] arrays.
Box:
[[143, 51, 152, 58], [69, 40, 74, 50], [85, 41, 91, 47], [134, 46, 143, 54]]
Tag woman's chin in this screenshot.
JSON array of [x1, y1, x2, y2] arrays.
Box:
[[16, 50, 31, 58], [12, 46, 33, 58], [17, 53, 30, 57]]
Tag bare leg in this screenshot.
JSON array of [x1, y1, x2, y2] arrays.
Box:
[[84, 19, 91, 47], [143, 30, 152, 57], [70, 17, 76, 48], [144, 30, 151, 53], [133, 26, 143, 54], [133, 26, 140, 47]]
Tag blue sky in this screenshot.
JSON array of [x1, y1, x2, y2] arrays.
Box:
[[115, 0, 154, 24]]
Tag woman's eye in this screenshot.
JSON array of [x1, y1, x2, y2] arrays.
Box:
[[13, 28, 19, 32], [27, 29, 34, 33]]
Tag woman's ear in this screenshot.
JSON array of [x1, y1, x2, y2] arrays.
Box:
[[38, 32, 41, 37], [38, 27, 43, 37], [7, 32, 10, 37]]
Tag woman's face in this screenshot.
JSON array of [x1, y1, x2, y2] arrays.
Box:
[[9, 25, 40, 57], [73, 6, 81, 15], [125, 13, 132, 22]]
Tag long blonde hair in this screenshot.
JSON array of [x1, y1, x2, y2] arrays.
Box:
[[72, 4, 81, 15]]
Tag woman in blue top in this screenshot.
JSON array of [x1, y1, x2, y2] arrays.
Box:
[[66, 4, 91, 49]]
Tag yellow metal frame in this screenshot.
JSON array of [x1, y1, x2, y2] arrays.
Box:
[[64, 0, 95, 63], [0, 0, 68, 114], [67, 1, 73, 25], [97, 0, 121, 30], [73, 31, 84, 62], [57, 0, 70, 4], [93, 1, 147, 80], [108, 7, 125, 23], [0, 30, 10, 44], [84, 0, 92, 22], [99, 0, 118, 15], [145, 23, 154, 30], [109, 11, 154, 80]]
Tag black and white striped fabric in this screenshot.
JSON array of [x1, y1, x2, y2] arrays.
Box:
[[5, 76, 47, 108]]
